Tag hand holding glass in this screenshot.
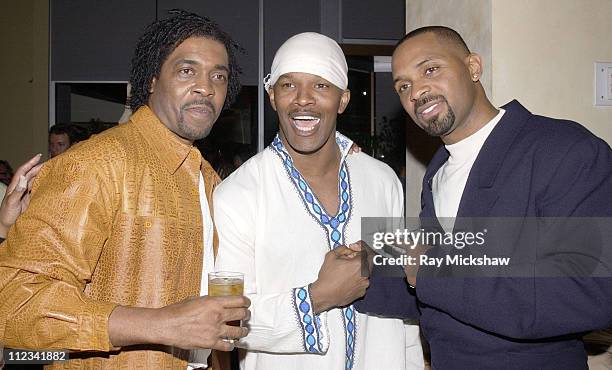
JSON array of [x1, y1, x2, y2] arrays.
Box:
[[208, 271, 244, 328]]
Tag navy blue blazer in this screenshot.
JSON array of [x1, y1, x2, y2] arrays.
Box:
[[355, 100, 612, 370]]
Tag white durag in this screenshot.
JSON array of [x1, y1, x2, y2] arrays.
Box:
[[264, 32, 348, 92]]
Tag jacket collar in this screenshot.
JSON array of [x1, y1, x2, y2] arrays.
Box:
[[456, 100, 531, 217], [422, 100, 532, 218], [129, 105, 197, 174], [471, 100, 530, 189]]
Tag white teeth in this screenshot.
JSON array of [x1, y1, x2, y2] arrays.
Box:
[[292, 116, 320, 132], [296, 126, 315, 132], [293, 115, 318, 120], [423, 103, 438, 114]]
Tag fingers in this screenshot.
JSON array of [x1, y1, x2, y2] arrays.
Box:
[[21, 192, 32, 210], [7, 154, 42, 193], [215, 295, 251, 308], [6, 176, 25, 196], [221, 324, 249, 340], [348, 143, 362, 154], [2, 163, 41, 211], [350, 240, 375, 255], [347, 242, 363, 252], [26, 164, 43, 192], [357, 274, 370, 291], [15, 153, 42, 177], [332, 245, 356, 258], [362, 277, 370, 289], [2, 180, 26, 208], [333, 246, 362, 260], [222, 307, 251, 323], [211, 339, 235, 352]]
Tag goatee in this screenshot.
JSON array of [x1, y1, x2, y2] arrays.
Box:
[[414, 95, 455, 137]]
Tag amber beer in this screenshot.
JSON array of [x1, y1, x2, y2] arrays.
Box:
[[208, 271, 244, 327]]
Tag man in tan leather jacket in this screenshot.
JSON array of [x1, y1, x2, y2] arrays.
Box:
[[0, 10, 249, 369]]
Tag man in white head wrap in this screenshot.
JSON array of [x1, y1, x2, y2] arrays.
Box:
[[214, 32, 423, 370], [264, 32, 349, 92]]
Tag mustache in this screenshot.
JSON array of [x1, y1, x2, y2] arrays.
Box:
[[289, 110, 321, 118], [182, 100, 216, 115], [414, 95, 446, 115]]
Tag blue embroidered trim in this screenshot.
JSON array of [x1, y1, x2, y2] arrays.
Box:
[[270, 135, 351, 248], [344, 306, 356, 369], [336, 135, 351, 151], [268, 147, 331, 243], [292, 286, 323, 353], [271, 133, 356, 369], [340, 164, 356, 370]]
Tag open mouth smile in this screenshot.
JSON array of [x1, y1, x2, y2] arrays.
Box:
[[290, 114, 321, 133], [416, 100, 444, 121]]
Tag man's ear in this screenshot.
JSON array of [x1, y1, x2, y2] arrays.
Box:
[[338, 89, 351, 114], [268, 87, 278, 111], [149, 77, 157, 93], [466, 53, 483, 82]]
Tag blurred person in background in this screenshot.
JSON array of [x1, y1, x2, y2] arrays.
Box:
[[48, 123, 77, 158], [0, 160, 13, 186]]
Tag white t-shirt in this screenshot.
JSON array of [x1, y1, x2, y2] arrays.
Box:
[[188, 172, 215, 369], [432, 109, 505, 231]]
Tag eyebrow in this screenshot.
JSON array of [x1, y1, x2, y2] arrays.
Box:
[[277, 73, 293, 80], [175, 59, 198, 66], [214, 64, 230, 73], [175, 59, 230, 72], [392, 57, 435, 84], [416, 58, 432, 68]]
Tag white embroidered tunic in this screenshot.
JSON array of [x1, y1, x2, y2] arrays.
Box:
[[214, 132, 423, 370]]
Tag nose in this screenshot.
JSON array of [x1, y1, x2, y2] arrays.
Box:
[[192, 75, 215, 97], [294, 86, 315, 107], [409, 78, 430, 103]]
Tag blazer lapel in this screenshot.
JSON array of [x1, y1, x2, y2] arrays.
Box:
[[456, 100, 531, 217]]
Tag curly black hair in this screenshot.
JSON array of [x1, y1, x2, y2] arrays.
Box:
[[128, 9, 243, 112]]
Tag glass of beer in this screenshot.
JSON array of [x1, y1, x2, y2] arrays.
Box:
[[208, 271, 244, 327]]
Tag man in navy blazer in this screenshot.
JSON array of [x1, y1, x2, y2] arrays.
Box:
[[354, 26, 612, 369]]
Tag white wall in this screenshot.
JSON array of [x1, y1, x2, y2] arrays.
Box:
[[405, 0, 493, 97], [404, 0, 492, 216], [491, 0, 612, 143]]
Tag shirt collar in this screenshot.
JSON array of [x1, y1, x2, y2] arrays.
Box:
[[334, 131, 354, 163], [271, 131, 354, 164], [129, 105, 199, 174], [445, 108, 505, 163]]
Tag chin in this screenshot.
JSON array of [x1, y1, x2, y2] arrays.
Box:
[[180, 122, 214, 141], [284, 138, 319, 154]]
